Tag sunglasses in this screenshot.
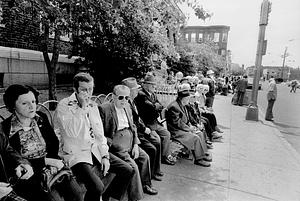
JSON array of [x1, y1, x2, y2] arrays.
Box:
[[117, 95, 130, 101]]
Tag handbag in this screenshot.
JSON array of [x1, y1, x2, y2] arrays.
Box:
[[41, 165, 73, 193]]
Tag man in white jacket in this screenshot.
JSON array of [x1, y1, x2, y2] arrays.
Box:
[[55, 72, 133, 201]]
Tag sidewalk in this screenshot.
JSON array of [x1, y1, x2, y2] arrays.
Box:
[[143, 94, 300, 201]]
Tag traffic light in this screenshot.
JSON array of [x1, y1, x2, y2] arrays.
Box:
[[259, 0, 272, 25]]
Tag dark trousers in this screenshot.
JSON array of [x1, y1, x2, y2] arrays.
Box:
[[14, 170, 82, 201], [265, 99, 275, 120], [201, 113, 217, 130], [147, 121, 171, 159], [236, 91, 245, 105], [290, 86, 297, 93], [111, 129, 152, 201], [201, 117, 214, 141], [72, 153, 132, 201], [138, 131, 161, 177], [205, 96, 214, 108]]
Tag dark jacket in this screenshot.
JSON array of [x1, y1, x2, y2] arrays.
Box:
[[128, 100, 147, 136], [99, 102, 140, 154], [236, 78, 248, 92], [1, 111, 60, 171], [206, 79, 215, 97], [0, 126, 30, 182], [134, 88, 164, 125]]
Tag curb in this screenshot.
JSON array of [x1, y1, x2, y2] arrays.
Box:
[[257, 104, 300, 165]]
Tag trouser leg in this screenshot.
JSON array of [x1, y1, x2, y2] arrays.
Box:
[[105, 153, 133, 200], [134, 147, 152, 187], [265, 99, 275, 120], [146, 131, 162, 175], [71, 162, 104, 201], [149, 123, 171, 159], [138, 137, 157, 177]]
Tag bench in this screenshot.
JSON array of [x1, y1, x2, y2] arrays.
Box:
[[0, 101, 116, 201]]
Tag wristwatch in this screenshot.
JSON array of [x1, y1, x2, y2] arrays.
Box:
[[102, 155, 110, 160]]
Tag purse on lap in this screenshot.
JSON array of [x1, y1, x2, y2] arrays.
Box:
[[41, 165, 73, 193]]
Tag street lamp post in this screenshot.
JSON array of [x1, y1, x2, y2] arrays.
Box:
[[246, 0, 271, 121], [281, 47, 288, 80]]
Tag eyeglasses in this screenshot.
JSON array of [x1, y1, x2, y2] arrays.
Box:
[[117, 95, 130, 101]]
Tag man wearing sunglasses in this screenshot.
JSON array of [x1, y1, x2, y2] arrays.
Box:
[[99, 85, 158, 201]]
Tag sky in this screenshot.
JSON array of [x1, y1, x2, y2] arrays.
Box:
[[179, 0, 300, 69]]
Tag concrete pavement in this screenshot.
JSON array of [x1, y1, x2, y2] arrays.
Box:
[[143, 94, 300, 201]]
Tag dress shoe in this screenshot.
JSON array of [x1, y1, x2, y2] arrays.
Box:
[[162, 158, 175, 165], [143, 185, 158, 195], [152, 175, 162, 181], [155, 172, 164, 177], [265, 118, 274, 121], [206, 144, 213, 149], [194, 159, 211, 167], [203, 153, 212, 162], [212, 132, 222, 139]]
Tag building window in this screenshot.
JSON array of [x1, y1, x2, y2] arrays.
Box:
[[185, 33, 188, 41], [221, 49, 226, 56], [0, 5, 4, 27], [222, 33, 227, 42], [214, 33, 219, 42], [191, 33, 196, 42], [198, 33, 203, 42]]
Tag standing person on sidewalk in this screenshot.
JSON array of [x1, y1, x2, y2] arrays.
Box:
[[134, 74, 176, 166], [265, 77, 277, 121], [205, 70, 216, 108], [235, 75, 248, 106], [122, 77, 163, 182], [55, 73, 133, 201]]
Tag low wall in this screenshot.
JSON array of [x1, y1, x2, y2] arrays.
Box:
[[0, 46, 78, 88]]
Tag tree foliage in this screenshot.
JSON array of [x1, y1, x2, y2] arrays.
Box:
[[167, 41, 226, 76], [13, 0, 214, 94]]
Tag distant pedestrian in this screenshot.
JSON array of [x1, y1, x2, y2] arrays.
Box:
[[265, 77, 277, 121], [205, 70, 216, 108], [235, 75, 248, 106], [290, 80, 297, 93]]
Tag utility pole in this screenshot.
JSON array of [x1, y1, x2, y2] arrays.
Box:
[[246, 0, 271, 121], [281, 47, 288, 79]]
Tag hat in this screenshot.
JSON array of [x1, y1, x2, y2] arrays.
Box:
[[206, 70, 214, 75], [177, 83, 191, 97], [122, 77, 141, 89], [180, 77, 188, 84], [143, 74, 156, 85]]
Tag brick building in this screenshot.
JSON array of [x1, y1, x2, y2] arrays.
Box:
[[179, 25, 230, 56], [0, 0, 76, 88]]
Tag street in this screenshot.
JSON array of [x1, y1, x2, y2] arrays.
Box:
[[257, 81, 300, 155]]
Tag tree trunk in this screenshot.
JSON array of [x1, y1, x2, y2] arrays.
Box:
[[41, 22, 59, 102]]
